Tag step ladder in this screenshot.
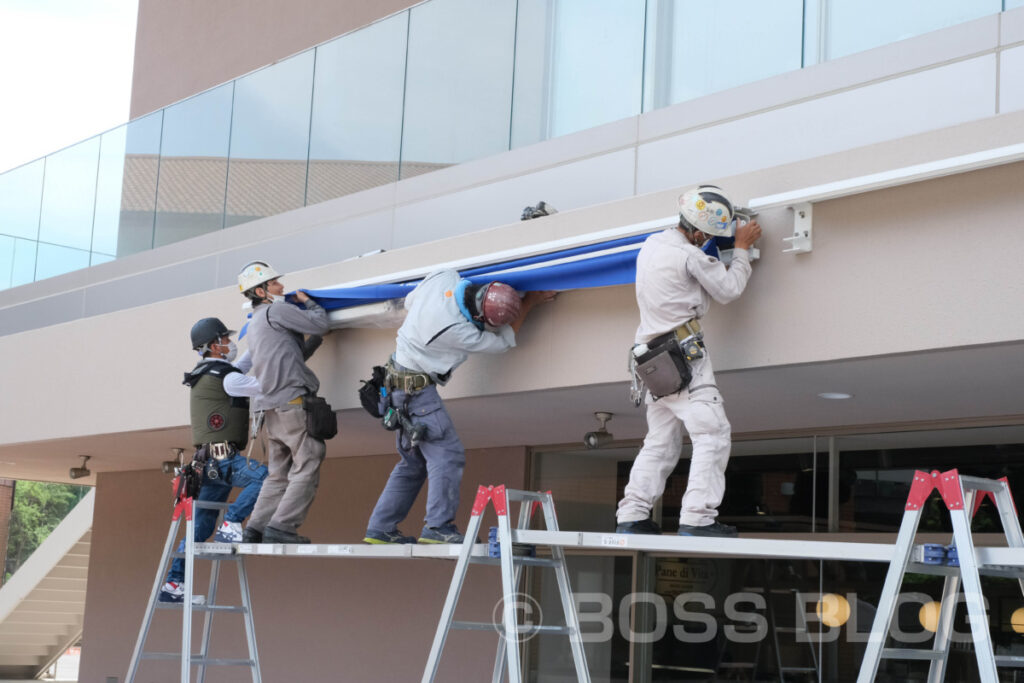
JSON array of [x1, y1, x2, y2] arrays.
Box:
[[126, 497, 261, 683], [422, 485, 591, 683], [857, 469, 1024, 683]]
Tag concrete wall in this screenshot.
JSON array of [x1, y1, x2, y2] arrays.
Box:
[[79, 445, 527, 682], [130, 0, 421, 118]]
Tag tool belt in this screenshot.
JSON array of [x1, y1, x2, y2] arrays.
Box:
[[631, 320, 705, 401], [385, 359, 433, 393], [197, 442, 238, 461]]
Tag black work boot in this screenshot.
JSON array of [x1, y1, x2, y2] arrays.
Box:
[[241, 526, 263, 543], [615, 519, 662, 535], [677, 522, 738, 538], [262, 526, 311, 544]]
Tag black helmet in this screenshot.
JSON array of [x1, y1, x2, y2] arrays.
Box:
[[190, 318, 234, 350]]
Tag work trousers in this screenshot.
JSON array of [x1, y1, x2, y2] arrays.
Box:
[[366, 385, 466, 533], [167, 452, 268, 584], [247, 404, 326, 535], [617, 354, 732, 527]]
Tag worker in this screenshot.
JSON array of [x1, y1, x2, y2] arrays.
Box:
[[238, 261, 330, 544], [160, 317, 267, 603], [364, 269, 555, 544], [616, 185, 762, 538]]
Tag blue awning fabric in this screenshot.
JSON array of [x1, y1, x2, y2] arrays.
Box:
[[303, 231, 657, 312]]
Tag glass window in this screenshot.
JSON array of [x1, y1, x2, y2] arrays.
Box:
[[225, 51, 315, 228], [0, 159, 44, 241], [512, 0, 645, 148], [35, 242, 92, 281], [643, 0, 804, 111], [99, 112, 163, 258], [308, 13, 408, 203], [400, 0, 517, 178], [154, 83, 233, 247], [824, 0, 1001, 61], [38, 137, 100, 251], [0, 236, 38, 290]]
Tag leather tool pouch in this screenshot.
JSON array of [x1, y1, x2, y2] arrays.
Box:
[[635, 338, 691, 400], [303, 395, 338, 440]]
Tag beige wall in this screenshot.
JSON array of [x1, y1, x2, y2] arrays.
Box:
[[80, 445, 527, 682], [130, 0, 420, 117]]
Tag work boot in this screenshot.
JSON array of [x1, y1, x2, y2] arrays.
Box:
[[158, 581, 206, 605], [262, 526, 311, 544], [214, 520, 243, 543], [241, 526, 263, 543], [363, 528, 417, 544], [677, 522, 738, 538], [615, 519, 662, 535], [419, 522, 465, 544]]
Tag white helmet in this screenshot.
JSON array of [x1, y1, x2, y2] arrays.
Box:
[[238, 261, 282, 294], [678, 185, 736, 238]]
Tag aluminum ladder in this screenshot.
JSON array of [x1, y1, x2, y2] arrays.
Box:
[[126, 497, 261, 683], [422, 485, 591, 683], [857, 469, 1024, 683]]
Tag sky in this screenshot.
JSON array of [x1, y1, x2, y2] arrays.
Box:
[[0, 0, 138, 174]]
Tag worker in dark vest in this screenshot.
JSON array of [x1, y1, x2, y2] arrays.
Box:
[[159, 317, 268, 603]]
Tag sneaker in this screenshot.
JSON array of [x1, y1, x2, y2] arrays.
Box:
[[677, 522, 738, 538], [213, 520, 243, 543], [158, 582, 206, 605], [262, 526, 311, 544], [364, 528, 417, 544], [615, 519, 662, 535], [419, 522, 465, 544], [241, 526, 263, 543]]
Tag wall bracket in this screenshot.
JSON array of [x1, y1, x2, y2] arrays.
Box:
[[782, 202, 813, 254]]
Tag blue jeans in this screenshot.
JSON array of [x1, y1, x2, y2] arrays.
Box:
[[166, 453, 268, 584], [367, 385, 466, 533]]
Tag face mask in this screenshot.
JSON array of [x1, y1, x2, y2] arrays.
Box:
[[223, 340, 238, 362]]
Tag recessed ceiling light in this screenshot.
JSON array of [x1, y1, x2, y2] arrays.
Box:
[[818, 392, 853, 400]]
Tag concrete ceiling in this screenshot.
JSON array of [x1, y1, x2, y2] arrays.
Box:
[[3, 341, 1024, 485]]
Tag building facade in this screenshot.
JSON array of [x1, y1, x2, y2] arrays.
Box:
[[3, 1, 1024, 680]]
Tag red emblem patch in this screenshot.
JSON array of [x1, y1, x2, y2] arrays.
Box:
[[208, 413, 225, 430]]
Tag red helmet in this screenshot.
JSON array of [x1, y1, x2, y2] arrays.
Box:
[[476, 282, 521, 326]]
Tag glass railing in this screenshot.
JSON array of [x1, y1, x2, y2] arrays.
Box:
[[1, 0, 1019, 291]]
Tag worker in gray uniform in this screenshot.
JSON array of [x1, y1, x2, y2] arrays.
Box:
[[160, 317, 267, 603], [616, 185, 761, 538], [238, 261, 330, 544], [364, 269, 555, 544]]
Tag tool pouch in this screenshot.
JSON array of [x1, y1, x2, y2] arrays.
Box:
[[634, 338, 691, 400], [358, 365, 388, 418], [302, 395, 338, 440]]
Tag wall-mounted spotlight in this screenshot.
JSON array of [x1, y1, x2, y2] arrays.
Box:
[[584, 412, 614, 449], [161, 448, 186, 474], [69, 455, 92, 480]]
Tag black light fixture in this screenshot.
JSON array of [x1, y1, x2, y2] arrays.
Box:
[[69, 455, 91, 480], [584, 412, 614, 449]]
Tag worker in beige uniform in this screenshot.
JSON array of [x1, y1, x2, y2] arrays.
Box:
[[616, 185, 761, 538]]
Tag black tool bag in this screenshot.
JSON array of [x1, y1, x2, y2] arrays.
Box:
[[302, 395, 338, 440], [635, 336, 692, 400], [358, 365, 388, 418]]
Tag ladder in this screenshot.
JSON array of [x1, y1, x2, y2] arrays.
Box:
[[126, 497, 262, 683], [422, 485, 591, 683], [857, 469, 1024, 683]]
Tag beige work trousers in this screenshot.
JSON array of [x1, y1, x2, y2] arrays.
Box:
[[247, 404, 326, 534]]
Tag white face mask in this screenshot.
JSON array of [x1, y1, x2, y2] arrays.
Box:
[[223, 340, 238, 362]]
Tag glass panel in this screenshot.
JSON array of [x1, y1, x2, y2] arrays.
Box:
[[225, 51, 315, 228], [512, 0, 645, 148], [308, 13, 407, 204], [90, 252, 115, 266], [35, 242, 91, 281], [0, 159, 44, 240], [107, 112, 163, 257], [1009, 0, 1024, 8], [401, 0, 517, 178], [154, 83, 233, 247], [825, 0, 1001, 61], [643, 0, 804, 111], [0, 235, 13, 290], [38, 137, 100, 251], [0, 237, 39, 289]]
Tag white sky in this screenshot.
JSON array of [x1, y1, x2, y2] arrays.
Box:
[[0, 0, 138, 174]]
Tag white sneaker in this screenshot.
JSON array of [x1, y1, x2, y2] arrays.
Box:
[[158, 582, 206, 605], [214, 520, 243, 543]]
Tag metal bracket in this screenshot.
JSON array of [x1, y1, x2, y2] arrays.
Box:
[[782, 202, 813, 254]]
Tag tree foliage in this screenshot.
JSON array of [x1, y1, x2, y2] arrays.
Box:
[[5, 481, 89, 580]]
